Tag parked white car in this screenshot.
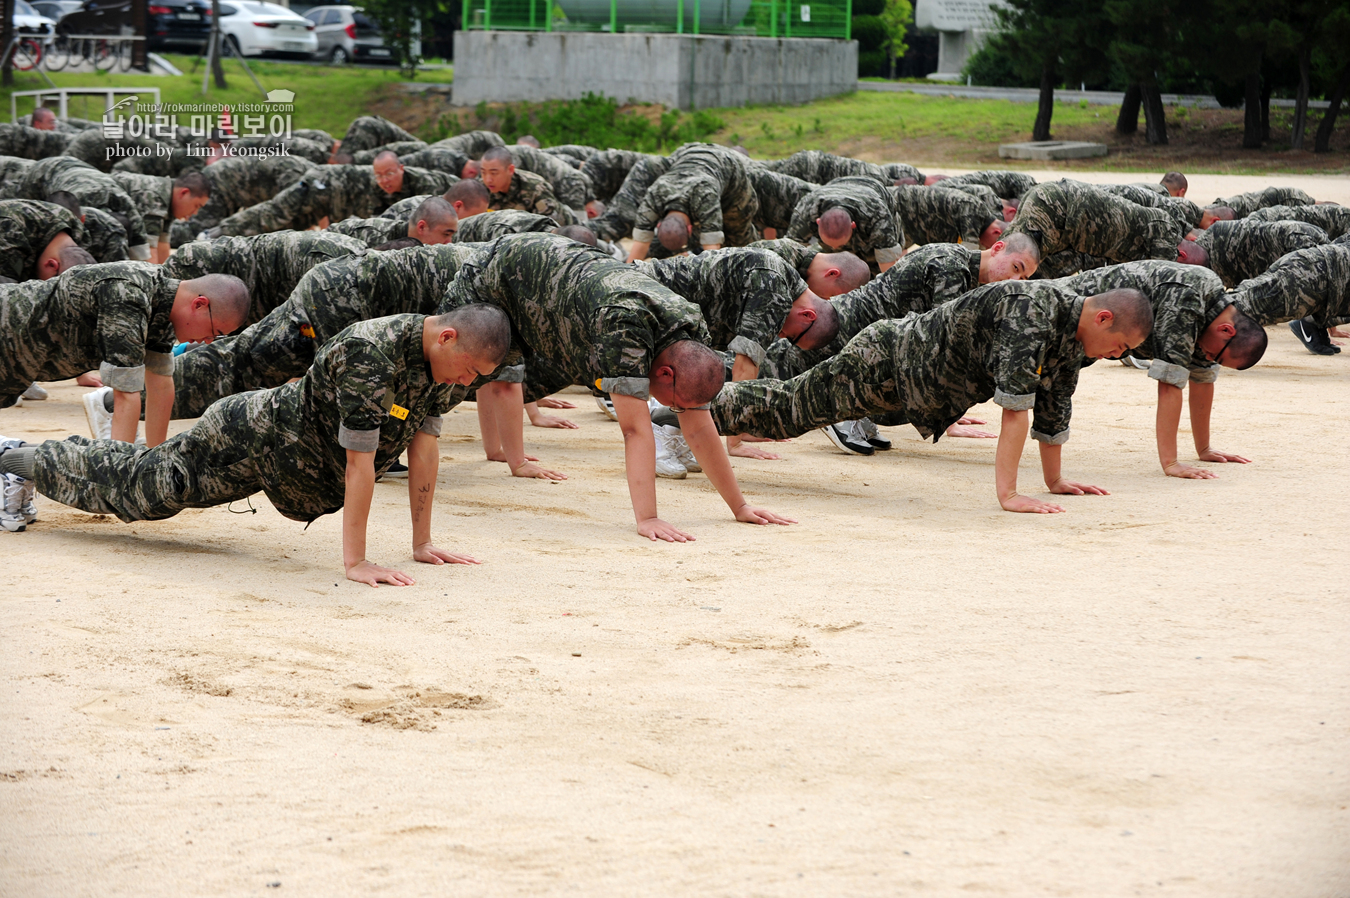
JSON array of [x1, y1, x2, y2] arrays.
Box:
[[216, 0, 317, 57]]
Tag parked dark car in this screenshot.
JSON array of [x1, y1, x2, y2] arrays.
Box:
[[55, 0, 212, 51]]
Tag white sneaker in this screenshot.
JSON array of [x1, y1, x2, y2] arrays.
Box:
[[18, 478, 36, 524], [21, 383, 48, 401], [652, 423, 687, 479], [1, 474, 27, 532], [672, 430, 701, 473], [83, 387, 114, 440], [12, 397, 22, 408], [1120, 356, 1150, 370], [595, 395, 618, 421]]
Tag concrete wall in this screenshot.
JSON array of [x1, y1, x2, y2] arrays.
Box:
[[452, 31, 857, 109]]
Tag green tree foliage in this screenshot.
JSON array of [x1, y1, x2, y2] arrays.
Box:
[[878, 0, 912, 79], [359, 0, 443, 78]]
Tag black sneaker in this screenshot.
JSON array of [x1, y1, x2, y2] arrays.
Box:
[[380, 461, 409, 480], [858, 417, 892, 450], [1289, 318, 1340, 355], [820, 422, 874, 456]]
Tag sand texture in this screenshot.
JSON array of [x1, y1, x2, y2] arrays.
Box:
[[1, 171, 1348, 896]]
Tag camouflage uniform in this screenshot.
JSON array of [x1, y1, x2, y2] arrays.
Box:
[[326, 215, 410, 247], [764, 150, 891, 186], [587, 154, 669, 242], [1230, 244, 1350, 328], [543, 144, 598, 167], [748, 167, 816, 234], [160, 243, 479, 420], [1247, 204, 1350, 241], [0, 261, 177, 407], [454, 209, 556, 244], [1032, 250, 1110, 281], [349, 140, 429, 164], [1096, 182, 1203, 231], [428, 130, 505, 158], [889, 184, 995, 248], [379, 194, 433, 221], [339, 116, 421, 155], [788, 176, 905, 269], [941, 182, 1003, 218], [33, 315, 456, 524], [398, 146, 469, 177], [219, 165, 455, 236], [941, 170, 1038, 199], [16, 156, 151, 257], [580, 149, 652, 203], [0, 123, 70, 160], [711, 281, 1089, 444], [1213, 187, 1316, 219], [0, 157, 35, 199], [749, 237, 818, 279], [62, 129, 173, 173], [441, 233, 711, 400], [292, 128, 335, 145], [162, 230, 368, 327], [880, 163, 924, 184], [1059, 261, 1229, 387], [759, 243, 980, 380], [80, 207, 131, 263], [109, 144, 205, 178], [633, 143, 760, 249], [0, 199, 84, 282], [507, 145, 593, 210], [1193, 219, 1328, 288], [1126, 181, 1169, 196], [1006, 179, 1182, 264], [486, 169, 568, 226], [636, 247, 807, 367], [169, 154, 315, 248], [109, 171, 174, 247]]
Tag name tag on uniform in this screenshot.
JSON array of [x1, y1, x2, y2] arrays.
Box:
[[389, 404, 409, 420], [594, 378, 603, 390], [299, 324, 315, 339]]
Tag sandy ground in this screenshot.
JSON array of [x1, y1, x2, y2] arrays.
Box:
[[2, 173, 1349, 897]]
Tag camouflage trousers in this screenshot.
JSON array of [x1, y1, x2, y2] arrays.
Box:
[[35, 395, 261, 522], [711, 321, 913, 439], [589, 157, 665, 242], [145, 306, 313, 420]]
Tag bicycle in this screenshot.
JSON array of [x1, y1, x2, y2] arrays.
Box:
[[5, 34, 45, 71]]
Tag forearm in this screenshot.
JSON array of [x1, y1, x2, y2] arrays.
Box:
[[1038, 441, 1064, 488], [994, 408, 1030, 503], [342, 451, 377, 571], [485, 381, 528, 469], [1155, 381, 1184, 470], [701, 243, 722, 252], [683, 409, 747, 513], [614, 394, 659, 524], [726, 355, 760, 450], [111, 389, 140, 443], [626, 241, 650, 262], [1188, 381, 1215, 454], [143, 372, 174, 447], [406, 431, 438, 548]]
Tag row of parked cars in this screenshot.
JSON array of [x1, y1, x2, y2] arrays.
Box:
[[12, 0, 395, 63]]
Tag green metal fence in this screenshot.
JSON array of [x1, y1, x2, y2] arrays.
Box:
[[461, 0, 852, 39]]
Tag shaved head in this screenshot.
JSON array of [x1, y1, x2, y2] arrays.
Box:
[[553, 224, 598, 246], [999, 231, 1040, 263], [656, 213, 691, 252], [654, 340, 726, 408], [1225, 308, 1268, 370], [412, 195, 458, 230], [1091, 288, 1154, 337], [31, 107, 56, 130], [1161, 171, 1188, 195], [183, 273, 250, 332], [1203, 205, 1236, 222], [1177, 239, 1210, 267], [817, 207, 854, 246], [430, 302, 512, 364], [810, 251, 871, 295], [58, 246, 96, 272]]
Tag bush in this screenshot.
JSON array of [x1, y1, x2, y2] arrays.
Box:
[[961, 38, 1038, 88], [858, 50, 887, 77], [424, 94, 724, 153], [851, 14, 887, 52], [851, 0, 884, 15]]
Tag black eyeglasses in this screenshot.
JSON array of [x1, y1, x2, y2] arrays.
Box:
[[1212, 332, 1236, 365], [787, 317, 816, 347]]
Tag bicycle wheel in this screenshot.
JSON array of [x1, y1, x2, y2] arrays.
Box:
[[45, 35, 70, 71], [93, 38, 117, 71], [11, 37, 43, 71]]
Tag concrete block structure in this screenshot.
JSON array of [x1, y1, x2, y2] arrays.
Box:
[[914, 0, 1003, 81], [451, 30, 858, 109]]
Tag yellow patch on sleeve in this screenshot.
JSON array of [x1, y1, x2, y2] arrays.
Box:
[[389, 404, 409, 420], [299, 324, 315, 339], [594, 378, 603, 390]]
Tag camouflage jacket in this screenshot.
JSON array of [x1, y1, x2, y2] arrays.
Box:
[[0, 261, 177, 402], [0, 157, 35, 199], [637, 247, 807, 366], [487, 169, 567, 225], [164, 230, 368, 326], [80, 207, 131, 263], [1194, 219, 1328, 288], [350, 140, 429, 165], [543, 144, 598, 166], [761, 243, 979, 379], [326, 215, 411, 248], [110, 171, 174, 242], [764, 150, 890, 186], [219, 165, 455, 236], [397, 146, 469, 177], [454, 209, 557, 243], [632, 143, 759, 248], [16, 156, 150, 253], [1006, 178, 1181, 263], [749, 237, 818, 278], [0, 123, 71, 160], [1060, 261, 1229, 387], [941, 170, 1038, 199], [246, 314, 456, 521], [889, 184, 995, 248], [788, 176, 905, 267], [580, 148, 653, 203], [1247, 204, 1350, 241], [339, 116, 421, 155], [1096, 182, 1203, 231], [441, 232, 711, 399], [428, 130, 505, 158], [0, 199, 84, 282], [1230, 244, 1350, 328], [748, 168, 816, 233], [170, 154, 315, 247], [1214, 187, 1316, 218], [507, 145, 592, 209], [587, 154, 670, 242], [226, 134, 332, 165]]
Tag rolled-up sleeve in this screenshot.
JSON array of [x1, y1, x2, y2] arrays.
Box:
[[1147, 359, 1193, 389], [727, 335, 766, 368], [874, 244, 905, 266], [99, 362, 145, 393], [144, 349, 175, 377], [337, 424, 381, 452], [418, 415, 443, 437]]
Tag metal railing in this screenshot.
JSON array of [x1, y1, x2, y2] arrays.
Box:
[[462, 0, 852, 39], [10, 85, 161, 124]]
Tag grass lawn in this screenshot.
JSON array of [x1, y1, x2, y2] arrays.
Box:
[[3, 55, 403, 137]]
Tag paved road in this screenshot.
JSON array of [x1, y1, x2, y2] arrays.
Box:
[[858, 80, 1331, 111]]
